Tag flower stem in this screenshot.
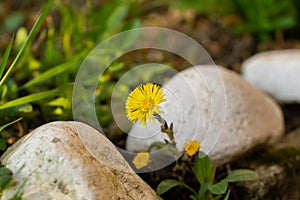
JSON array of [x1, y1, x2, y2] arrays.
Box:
[[153, 113, 174, 141], [154, 113, 181, 158]]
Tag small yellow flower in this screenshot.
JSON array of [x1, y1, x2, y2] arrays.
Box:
[[184, 140, 201, 157], [132, 152, 151, 170], [125, 83, 166, 126]]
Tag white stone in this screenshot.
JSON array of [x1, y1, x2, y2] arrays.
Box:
[[126, 66, 284, 165], [242, 49, 300, 103], [1, 121, 158, 200]]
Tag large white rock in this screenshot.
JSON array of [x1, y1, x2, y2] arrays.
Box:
[[126, 66, 284, 165], [242, 49, 300, 103], [1, 121, 158, 200]]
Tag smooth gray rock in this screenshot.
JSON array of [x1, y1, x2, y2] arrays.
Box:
[[242, 49, 300, 103], [126, 66, 284, 165], [0, 121, 159, 200]]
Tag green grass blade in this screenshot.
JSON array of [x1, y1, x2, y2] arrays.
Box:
[[0, 117, 22, 132], [0, 0, 54, 87], [0, 35, 15, 80], [0, 89, 59, 110], [22, 60, 79, 89]]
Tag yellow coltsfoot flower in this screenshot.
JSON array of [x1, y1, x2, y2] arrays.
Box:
[[125, 83, 166, 126], [184, 140, 201, 157], [132, 152, 151, 170]]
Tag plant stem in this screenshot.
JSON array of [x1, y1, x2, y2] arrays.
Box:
[[153, 113, 174, 141]]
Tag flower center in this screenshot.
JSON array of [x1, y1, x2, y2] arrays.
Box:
[[141, 100, 153, 112]]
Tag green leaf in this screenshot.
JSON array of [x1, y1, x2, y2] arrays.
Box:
[[0, 35, 15, 80], [0, 139, 6, 151], [208, 179, 228, 195], [0, 89, 59, 110], [156, 179, 182, 195], [0, 0, 54, 87], [225, 169, 258, 182], [0, 117, 22, 132], [0, 166, 13, 192], [194, 151, 214, 184], [198, 182, 210, 197]]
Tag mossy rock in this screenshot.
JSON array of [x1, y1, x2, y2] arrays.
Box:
[[235, 127, 300, 200]]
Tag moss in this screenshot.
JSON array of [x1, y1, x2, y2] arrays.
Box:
[[253, 147, 300, 173], [233, 147, 300, 200]]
